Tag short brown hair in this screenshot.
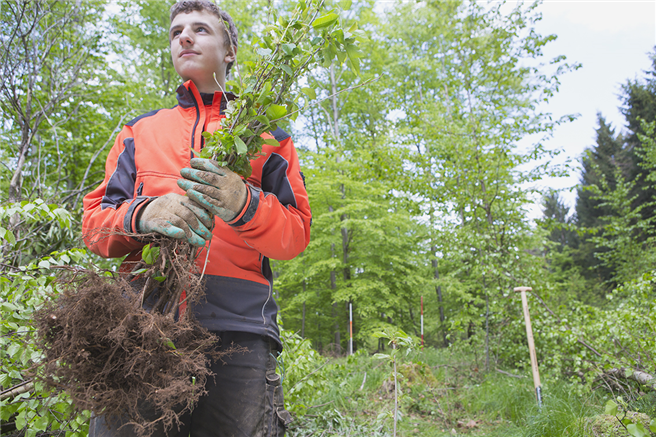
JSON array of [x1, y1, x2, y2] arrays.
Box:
[[170, 1, 238, 76]]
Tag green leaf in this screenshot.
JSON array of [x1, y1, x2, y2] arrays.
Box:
[[150, 246, 160, 262], [37, 260, 50, 269], [153, 276, 166, 282], [312, 12, 339, 29], [605, 400, 618, 416], [142, 244, 152, 264], [33, 415, 50, 431], [256, 47, 272, 57], [15, 410, 26, 429], [345, 43, 361, 59], [349, 58, 361, 76], [627, 423, 646, 437], [225, 80, 241, 94], [281, 43, 296, 55], [255, 115, 270, 127], [266, 104, 287, 120], [1, 302, 18, 312], [0, 373, 11, 388], [263, 138, 280, 147], [131, 268, 147, 275], [342, 41, 362, 77], [161, 338, 176, 350], [341, 0, 352, 10], [301, 87, 316, 100], [234, 136, 248, 155], [281, 64, 293, 76], [649, 419, 656, 433], [7, 343, 23, 360]]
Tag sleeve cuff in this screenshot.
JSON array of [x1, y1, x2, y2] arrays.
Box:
[[228, 185, 260, 227], [124, 196, 156, 236]]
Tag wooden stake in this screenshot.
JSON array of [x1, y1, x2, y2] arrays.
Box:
[[514, 286, 542, 407]]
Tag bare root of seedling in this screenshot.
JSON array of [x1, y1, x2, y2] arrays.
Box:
[[33, 237, 239, 437]]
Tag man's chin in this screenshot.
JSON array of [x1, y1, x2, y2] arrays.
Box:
[[177, 70, 205, 85]]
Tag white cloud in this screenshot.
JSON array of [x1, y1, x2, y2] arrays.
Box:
[[539, 1, 655, 37]]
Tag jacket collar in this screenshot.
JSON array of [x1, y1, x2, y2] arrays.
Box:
[[176, 80, 237, 112]]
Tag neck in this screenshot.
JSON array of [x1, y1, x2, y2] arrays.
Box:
[[194, 72, 226, 94]]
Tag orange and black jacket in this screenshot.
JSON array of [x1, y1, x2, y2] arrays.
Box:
[[82, 81, 311, 346]]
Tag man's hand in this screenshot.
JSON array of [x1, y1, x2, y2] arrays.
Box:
[[177, 158, 248, 222], [137, 193, 213, 247]]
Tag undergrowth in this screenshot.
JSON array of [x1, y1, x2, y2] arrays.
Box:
[[282, 344, 655, 437]]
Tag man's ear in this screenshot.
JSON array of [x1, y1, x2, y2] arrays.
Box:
[[224, 47, 236, 64]]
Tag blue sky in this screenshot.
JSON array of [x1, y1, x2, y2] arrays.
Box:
[[528, 0, 656, 214]]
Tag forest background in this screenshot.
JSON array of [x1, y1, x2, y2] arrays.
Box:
[[1, 0, 655, 436]]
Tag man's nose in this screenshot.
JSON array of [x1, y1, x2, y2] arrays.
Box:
[[179, 28, 193, 46]]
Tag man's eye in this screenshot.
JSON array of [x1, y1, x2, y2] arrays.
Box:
[[197, 26, 207, 33], [172, 30, 181, 37]]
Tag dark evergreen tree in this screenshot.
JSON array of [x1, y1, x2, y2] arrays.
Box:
[[573, 115, 628, 284], [542, 191, 578, 250], [623, 49, 656, 220], [576, 115, 629, 229]]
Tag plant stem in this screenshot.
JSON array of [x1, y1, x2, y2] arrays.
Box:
[[393, 356, 398, 437]]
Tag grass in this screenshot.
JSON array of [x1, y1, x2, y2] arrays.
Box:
[[284, 346, 653, 437]]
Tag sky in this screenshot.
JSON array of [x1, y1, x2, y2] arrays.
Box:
[[523, 0, 656, 215]]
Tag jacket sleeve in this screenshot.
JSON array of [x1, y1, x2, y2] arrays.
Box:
[[227, 136, 311, 261], [82, 125, 151, 258]]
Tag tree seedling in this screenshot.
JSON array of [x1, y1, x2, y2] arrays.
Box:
[[605, 397, 656, 437], [373, 327, 415, 437]]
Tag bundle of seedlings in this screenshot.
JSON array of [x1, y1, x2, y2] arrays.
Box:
[[200, 0, 366, 170], [33, 1, 364, 435]]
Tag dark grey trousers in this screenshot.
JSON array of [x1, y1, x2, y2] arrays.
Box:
[[88, 332, 292, 437]]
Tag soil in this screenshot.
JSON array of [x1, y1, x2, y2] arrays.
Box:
[[33, 238, 235, 437]]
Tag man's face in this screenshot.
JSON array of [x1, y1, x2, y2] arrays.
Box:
[[169, 10, 234, 92]]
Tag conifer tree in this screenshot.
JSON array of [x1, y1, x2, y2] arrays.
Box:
[[576, 115, 628, 229], [623, 50, 656, 221]]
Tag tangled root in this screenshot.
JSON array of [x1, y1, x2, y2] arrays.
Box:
[[33, 237, 238, 437]]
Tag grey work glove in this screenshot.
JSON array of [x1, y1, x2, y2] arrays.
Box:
[[136, 193, 213, 247], [177, 158, 248, 222]]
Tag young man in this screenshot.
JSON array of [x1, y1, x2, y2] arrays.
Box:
[[82, 1, 311, 436]]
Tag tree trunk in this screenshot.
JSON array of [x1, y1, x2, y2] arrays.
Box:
[[301, 281, 306, 338], [484, 282, 490, 372], [431, 245, 447, 347]]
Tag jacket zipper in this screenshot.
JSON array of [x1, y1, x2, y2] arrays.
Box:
[[190, 98, 201, 158]]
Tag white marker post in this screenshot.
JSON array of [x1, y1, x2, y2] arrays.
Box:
[[420, 296, 424, 348], [514, 286, 542, 407], [348, 302, 353, 355]]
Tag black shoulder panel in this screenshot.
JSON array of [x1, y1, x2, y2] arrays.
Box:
[[126, 109, 163, 127], [261, 153, 296, 209], [269, 127, 291, 143], [101, 138, 137, 210]]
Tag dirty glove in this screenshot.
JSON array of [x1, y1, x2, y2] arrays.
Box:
[[177, 158, 248, 222], [136, 193, 213, 247]]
